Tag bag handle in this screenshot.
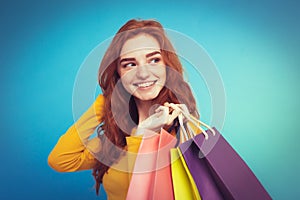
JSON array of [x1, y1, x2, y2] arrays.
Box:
[[178, 113, 190, 143], [169, 103, 215, 141]]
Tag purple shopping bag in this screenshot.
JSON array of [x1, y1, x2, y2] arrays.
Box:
[[179, 138, 224, 200], [180, 127, 272, 200]]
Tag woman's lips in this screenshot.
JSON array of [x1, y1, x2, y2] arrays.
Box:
[[134, 80, 157, 89]]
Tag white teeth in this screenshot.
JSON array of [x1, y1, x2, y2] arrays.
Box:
[[136, 81, 155, 88]]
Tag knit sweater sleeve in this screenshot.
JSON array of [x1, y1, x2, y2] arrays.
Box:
[[48, 94, 105, 172]]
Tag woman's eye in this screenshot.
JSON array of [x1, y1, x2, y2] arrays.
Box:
[[123, 62, 136, 68], [149, 58, 161, 64]]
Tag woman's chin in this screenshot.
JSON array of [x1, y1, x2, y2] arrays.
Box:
[[133, 90, 160, 101]]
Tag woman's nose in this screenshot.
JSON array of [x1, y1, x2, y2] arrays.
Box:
[[136, 65, 150, 79]]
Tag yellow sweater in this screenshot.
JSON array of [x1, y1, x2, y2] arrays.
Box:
[[48, 94, 201, 200], [48, 95, 142, 199]]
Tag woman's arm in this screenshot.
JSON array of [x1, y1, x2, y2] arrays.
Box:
[[48, 95, 105, 172]]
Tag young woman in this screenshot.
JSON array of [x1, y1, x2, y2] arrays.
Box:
[[48, 19, 199, 199]]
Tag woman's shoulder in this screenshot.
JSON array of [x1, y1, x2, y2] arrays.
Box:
[[94, 94, 105, 122], [94, 94, 105, 110], [95, 94, 105, 104]]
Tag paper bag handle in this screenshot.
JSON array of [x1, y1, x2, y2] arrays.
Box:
[[169, 103, 215, 141]]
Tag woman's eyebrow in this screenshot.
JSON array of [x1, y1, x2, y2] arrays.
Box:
[[146, 51, 161, 58], [119, 57, 136, 64], [119, 51, 161, 64]]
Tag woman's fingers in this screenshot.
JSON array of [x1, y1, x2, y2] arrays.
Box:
[[154, 105, 169, 120], [154, 105, 179, 125], [167, 103, 189, 114], [155, 105, 168, 113], [164, 102, 170, 107], [167, 108, 180, 125], [165, 103, 190, 123], [139, 103, 190, 131]]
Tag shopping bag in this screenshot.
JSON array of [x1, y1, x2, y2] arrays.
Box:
[[169, 103, 271, 200], [126, 128, 176, 200], [126, 129, 159, 200], [176, 112, 223, 200], [153, 128, 177, 199], [191, 128, 272, 200], [170, 147, 201, 200], [179, 139, 224, 200]]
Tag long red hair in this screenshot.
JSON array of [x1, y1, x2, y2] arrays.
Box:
[[93, 19, 199, 194]]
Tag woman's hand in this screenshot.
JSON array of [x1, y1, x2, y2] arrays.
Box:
[[165, 103, 190, 123], [134, 103, 189, 135], [136, 105, 179, 134]]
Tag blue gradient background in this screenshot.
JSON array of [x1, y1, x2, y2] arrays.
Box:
[[1, 0, 299, 199]]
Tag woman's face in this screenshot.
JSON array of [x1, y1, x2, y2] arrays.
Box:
[[118, 34, 166, 101]]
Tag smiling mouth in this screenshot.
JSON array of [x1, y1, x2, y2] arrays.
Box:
[[134, 80, 157, 88]]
